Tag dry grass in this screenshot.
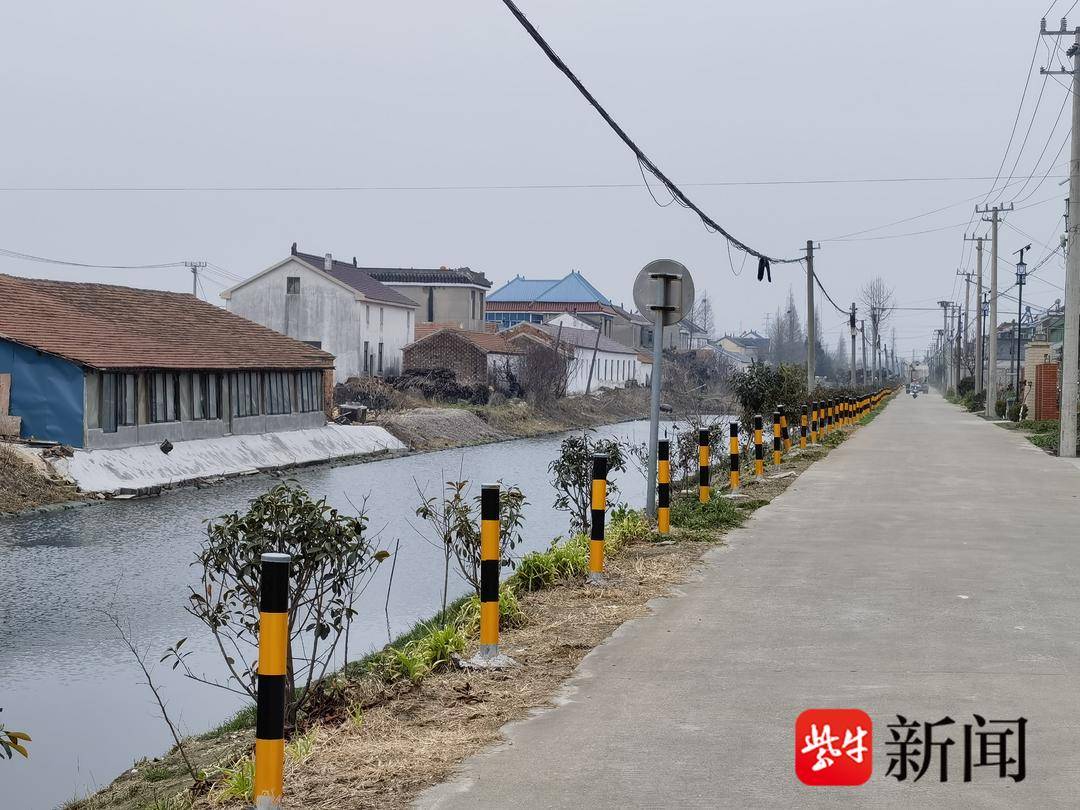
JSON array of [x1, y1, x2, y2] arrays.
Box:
[[0, 444, 82, 514]]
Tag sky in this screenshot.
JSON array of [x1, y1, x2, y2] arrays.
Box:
[[0, 0, 1071, 363]]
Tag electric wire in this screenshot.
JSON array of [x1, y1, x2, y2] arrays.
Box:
[[0, 246, 189, 270]]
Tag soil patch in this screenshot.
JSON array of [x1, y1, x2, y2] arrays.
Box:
[[0, 444, 83, 514]]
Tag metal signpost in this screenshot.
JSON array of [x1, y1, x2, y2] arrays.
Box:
[[633, 259, 694, 516]]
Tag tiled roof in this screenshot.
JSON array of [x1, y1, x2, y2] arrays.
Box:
[[407, 326, 521, 355], [485, 300, 617, 315], [364, 266, 490, 288], [508, 322, 637, 355], [293, 251, 418, 307], [0, 273, 334, 371], [487, 271, 612, 305], [611, 304, 650, 326]]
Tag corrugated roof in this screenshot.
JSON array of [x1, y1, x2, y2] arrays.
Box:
[[407, 326, 521, 355], [293, 251, 418, 307], [0, 273, 334, 370], [487, 271, 612, 305]]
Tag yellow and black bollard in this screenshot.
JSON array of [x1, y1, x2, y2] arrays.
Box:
[[728, 422, 740, 491], [827, 399, 834, 434], [255, 551, 291, 809], [780, 406, 790, 452], [800, 405, 808, 449], [772, 410, 782, 466], [698, 429, 711, 503], [657, 439, 671, 534], [589, 454, 608, 583], [753, 415, 764, 476], [479, 484, 501, 656], [810, 401, 818, 444]]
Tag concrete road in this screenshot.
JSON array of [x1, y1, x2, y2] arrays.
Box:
[[417, 392, 1080, 808]]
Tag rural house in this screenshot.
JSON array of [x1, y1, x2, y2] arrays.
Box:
[[402, 325, 522, 386], [0, 273, 333, 450], [485, 271, 619, 335], [222, 245, 418, 382], [364, 265, 491, 331], [507, 322, 640, 394]]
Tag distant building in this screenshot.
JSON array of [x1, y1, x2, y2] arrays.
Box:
[[507, 322, 640, 394], [403, 326, 522, 386], [485, 271, 619, 335], [0, 273, 333, 449], [717, 330, 770, 362], [222, 246, 418, 382], [364, 265, 491, 332], [609, 304, 654, 351]]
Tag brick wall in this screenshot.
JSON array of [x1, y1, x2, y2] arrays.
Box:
[[1034, 363, 1059, 421], [404, 332, 488, 383]]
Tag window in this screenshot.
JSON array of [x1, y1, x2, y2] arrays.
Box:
[[427, 288, 434, 322], [363, 341, 370, 375], [365, 305, 370, 326], [99, 372, 137, 432], [286, 276, 300, 294], [148, 372, 180, 423], [192, 373, 221, 420], [379, 307, 384, 329], [297, 370, 323, 412], [263, 371, 293, 415], [470, 290, 477, 321], [230, 371, 261, 417], [377, 342, 384, 374]]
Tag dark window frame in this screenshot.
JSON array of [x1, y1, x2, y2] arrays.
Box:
[[286, 276, 300, 294], [148, 372, 180, 424]]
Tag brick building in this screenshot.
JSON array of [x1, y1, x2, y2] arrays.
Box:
[[402, 326, 521, 385]]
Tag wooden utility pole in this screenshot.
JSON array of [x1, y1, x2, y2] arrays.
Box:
[[975, 203, 1013, 414]]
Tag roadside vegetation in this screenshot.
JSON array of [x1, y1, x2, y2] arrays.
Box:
[[65, 390, 895, 810]]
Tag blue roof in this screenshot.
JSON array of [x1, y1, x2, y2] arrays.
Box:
[[487, 271, 612, 305]]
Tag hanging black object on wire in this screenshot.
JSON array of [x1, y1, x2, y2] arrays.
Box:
[[757, 257, 772, 282]]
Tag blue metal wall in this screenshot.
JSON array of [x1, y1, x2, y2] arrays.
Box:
[[0, 339, 85, 447]]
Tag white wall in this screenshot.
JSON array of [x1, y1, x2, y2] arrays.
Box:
[[568, 346, 639, 394], [226, 258, 414, 382]]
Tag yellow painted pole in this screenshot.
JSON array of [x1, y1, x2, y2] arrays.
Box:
[[753, 415, 764, 476], [772, 411, 782, 466], [728, 422, 740, 490], [698, 428, 711, 503], [589, 454, 608, 583], [254, 552, 291, 809], [800, 405, 808, 449], [658, 439, 671, 534], [479, 484, 501, 657]]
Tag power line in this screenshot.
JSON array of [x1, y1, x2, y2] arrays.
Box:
[[497, 0, 800, 264], [0, 245, 189, 270]]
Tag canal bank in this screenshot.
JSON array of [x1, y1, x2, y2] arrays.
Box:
[[2, 416, 669, 810]]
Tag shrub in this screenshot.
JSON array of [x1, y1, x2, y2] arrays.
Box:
[[456, 584, 526, 634], [995, 399, 1007, 418], [549, 431, 627, 535], [731, 361, 807, 432], [167, 482, 385, 729], [1029, 432, 1058, 451], [669, 495, 746, 533], [607, 505, 651, 554], [513, 551, 557, 592], [412, 624, 467, 671], [378, 646, 428, 684], [1018, 419, 1058, 434], [549, 535, 589, 578]]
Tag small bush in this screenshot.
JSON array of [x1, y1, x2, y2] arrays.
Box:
[[1018, 418, 1058, 434], [1029, 432, 1058, 451], [607, 504, 651, 554], [209, 757, 254, 804], [412, 624, 467, 671], [513, 551, 557, 592], [377, 646, 427, 684], [995, 399, 1007, 418], [549, 535, 589, 578], [456, 584, 526, 634], [669, 496, 746, 533]]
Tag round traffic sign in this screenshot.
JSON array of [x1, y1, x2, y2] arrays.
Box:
[[633, 259, 695, 327]]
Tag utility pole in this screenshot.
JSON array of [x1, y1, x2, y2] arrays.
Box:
[[956, 269, 973, 380], [1042, 16, 1079, 454], [965, 234, 987, 394], [185, 261, 207, 297], [849, 302, 857, 385], [870, 307, 879, 385], [805, 241, 816, 393], [860, 319, 868, 385], [938, 301, 951, 390], [975, 202, 1013, 414]]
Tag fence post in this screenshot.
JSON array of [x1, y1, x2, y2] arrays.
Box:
[[800, 405, 808, 449], [255, 552, 291, 810], [589, 454, 608, 583], [728, 422, 740, 491], [772, 410, 782, 466], [479, 484, 501, 657], [754, 415, 764, 476], [658, 439, 671, 534], [698, 429, 711, 503]]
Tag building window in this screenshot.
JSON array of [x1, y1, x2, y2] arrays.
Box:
[[99, 372, 136, 432], [427, 288, 434, 322], [193, 373, 221, 420], [286, 276, 300, 294], [263, 371, 293, 415], [379, 307, 385, 329], [365, 305, 370, 326], [230, 371, 261, 417], [377, 342, 384, 373], [297, 370, 323, 412], [363, 341, 370, 375], [470, 290, 477, 321], [148, 372, 180, 423]]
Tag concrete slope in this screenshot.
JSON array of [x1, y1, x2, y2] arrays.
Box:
[[417, 392, 1080, 808]]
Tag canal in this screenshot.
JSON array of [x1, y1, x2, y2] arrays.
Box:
[[1, 419, 689, 809]]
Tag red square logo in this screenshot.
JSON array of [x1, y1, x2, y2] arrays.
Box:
[[795, 709, 873, 786]]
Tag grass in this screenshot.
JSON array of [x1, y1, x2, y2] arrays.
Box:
[[669, 495, 747, 534]]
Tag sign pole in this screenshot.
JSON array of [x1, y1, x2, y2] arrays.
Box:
[[646, 274, 669, 516]]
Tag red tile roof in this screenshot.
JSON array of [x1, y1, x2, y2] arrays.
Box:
[[407, 326, 521, 355], [0, 273, 334, 370]]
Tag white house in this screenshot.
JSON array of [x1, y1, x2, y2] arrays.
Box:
[[507, 321, 640, 394], [222, 246, 418, 382]]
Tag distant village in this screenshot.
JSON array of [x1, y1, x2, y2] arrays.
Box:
[[0, 242, 787, 457]]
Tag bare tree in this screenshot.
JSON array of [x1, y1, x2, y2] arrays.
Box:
[[692, 291, 715, 339], [860, 277, 895, 330], [518, 340, 575, 405]]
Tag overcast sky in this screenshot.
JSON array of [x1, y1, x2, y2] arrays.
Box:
[[0, 0, 1069, 360]]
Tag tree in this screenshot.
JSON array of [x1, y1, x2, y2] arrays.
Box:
[[549, 431, 627, 535], [860, 277, 895, 333], [692, 291, 715, 339], [835, 334, 849, 379], [165, 482, 386, 729]]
